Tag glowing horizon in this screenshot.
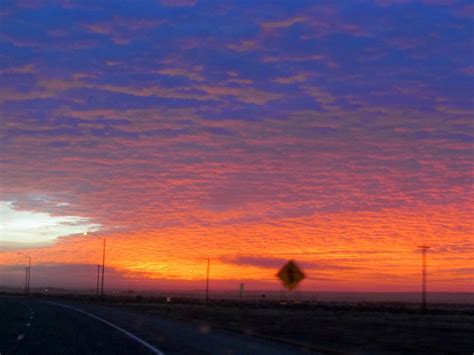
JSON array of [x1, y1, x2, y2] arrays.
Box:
[[0, 0, 473, 292]]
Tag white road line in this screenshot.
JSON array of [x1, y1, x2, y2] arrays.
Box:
[[40, 301, 164, 355], [17, 334, 24, 341]]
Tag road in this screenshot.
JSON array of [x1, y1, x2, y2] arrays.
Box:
[[0, 296, 314, 355]]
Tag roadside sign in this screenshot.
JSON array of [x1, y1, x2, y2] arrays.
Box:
[[277, 260, 305, 290]]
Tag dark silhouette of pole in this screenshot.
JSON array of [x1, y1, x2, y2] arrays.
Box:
[[101, 238, 106, 298], [83, 231, 106, 299], [24, 267, 28, 296], [18, 253, 31, 296], [205, 258, 210, 305], [96, 264, 101, 297], [418, 245, 430, 312], [27, 256, 31, 295]]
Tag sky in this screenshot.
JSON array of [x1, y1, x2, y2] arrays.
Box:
[[0, 0, 473, 293]]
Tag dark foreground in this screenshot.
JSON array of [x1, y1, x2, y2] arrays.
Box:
[[0, 296, 313, 355], [108, 299, 474, 354], [2, 295, 474, 354]]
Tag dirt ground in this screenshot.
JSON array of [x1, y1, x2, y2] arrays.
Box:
[[111, 300, 474, 353]]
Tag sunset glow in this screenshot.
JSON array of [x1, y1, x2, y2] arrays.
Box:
[[0, 0, 472, 293]]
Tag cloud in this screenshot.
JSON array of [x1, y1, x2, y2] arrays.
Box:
[[154, 66, 205, 82], [460, 66, 474, 76], [221, 256, 360, 271], [82, 17, 165, 45], [273, 73, 308, 84], [160, 0, 197, 7], [0, 64, 35, 74], [261, 16, 306, 32], [0, 0, 472, 292], [227, 40, 259, 52]]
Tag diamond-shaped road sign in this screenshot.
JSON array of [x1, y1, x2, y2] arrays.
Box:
[[277, 260, 305, 290]]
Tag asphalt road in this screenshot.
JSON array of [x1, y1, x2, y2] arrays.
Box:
[[0, 296, 314, 355]]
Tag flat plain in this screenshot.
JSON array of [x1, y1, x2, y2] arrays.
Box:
[[112, 299, 474, 353]]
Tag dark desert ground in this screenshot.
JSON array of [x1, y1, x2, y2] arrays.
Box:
[[2, 291, 473, 354]]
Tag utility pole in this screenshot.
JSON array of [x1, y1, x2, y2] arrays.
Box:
[[101, 238, 106, 299], [27, 256, 31, 295], [18, 253, 31, 296], [205, 258, 210, 305], [83, 231, 106, 300], [24, 267, 28, 296], [96, 264, 101, 297], [418, 245, 430, 312]]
